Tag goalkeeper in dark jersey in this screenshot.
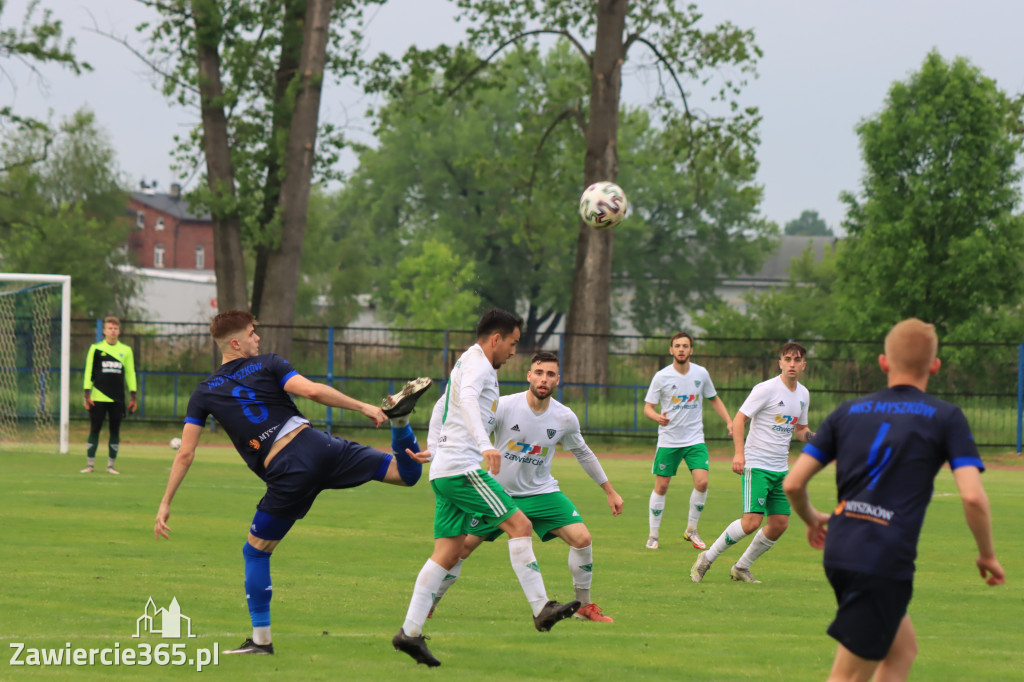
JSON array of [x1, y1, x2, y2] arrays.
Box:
[[81, 316, 137, 474], [153, 310, 432, 656]]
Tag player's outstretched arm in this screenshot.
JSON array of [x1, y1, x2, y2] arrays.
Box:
[[952, 466, 1006, 586], [283, 374, 386, 426], [784, 454, 829, 549], [154, 423, 203, 539]]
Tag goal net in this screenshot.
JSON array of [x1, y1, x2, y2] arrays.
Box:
[[0, 274, 70, 453]]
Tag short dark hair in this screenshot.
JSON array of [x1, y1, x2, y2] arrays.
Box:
[[476, 308, 523, 339], [210, 310, 256, 342], [531, 351, 560, 367], [103, 316, 120, 326], [670, 331, 694, 346], [780, 341, 807, 359]]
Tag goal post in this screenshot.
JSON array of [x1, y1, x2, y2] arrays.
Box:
[[0, 274, 71, 453]]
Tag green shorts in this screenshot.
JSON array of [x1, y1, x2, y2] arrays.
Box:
[[469, 491, 583, 542], [743, 468, 790, 516], [652, 443, 710, 477], [431, 470, 519, 539]]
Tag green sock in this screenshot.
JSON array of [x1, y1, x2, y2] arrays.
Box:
[[87, 433, 98, 460], [108, 441, 119, 461]]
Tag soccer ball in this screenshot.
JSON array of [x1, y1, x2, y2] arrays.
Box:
[[579, 182, 627, 229], [170, 437, 182, 450]]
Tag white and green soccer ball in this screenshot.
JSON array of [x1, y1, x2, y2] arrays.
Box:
[[170, 437, 182, 450], [579, 181, 628, 229]]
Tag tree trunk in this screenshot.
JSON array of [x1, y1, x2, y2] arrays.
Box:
[[191, 0, 248, 313], [564, 0, 626, 386], [251, 0, 306, 319], [258, 0, 333, 356]]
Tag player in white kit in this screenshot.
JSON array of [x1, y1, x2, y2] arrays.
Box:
[[691, 341, 815, 584], [393, 311, 580, 668], [426, 352, 624, 623], [644, 332, 733, 551]]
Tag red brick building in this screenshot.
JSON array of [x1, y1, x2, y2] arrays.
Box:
[[127, 184, 214, 270]]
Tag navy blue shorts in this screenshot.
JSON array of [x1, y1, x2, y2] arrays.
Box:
[[825, 566, 913, 661], [256, 428, 393, 521]]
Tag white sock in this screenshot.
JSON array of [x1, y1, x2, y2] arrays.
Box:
[[687, 489, 707, 531], [649, 491, 666, 537], [706, 519, 747, 563], [252, 625, 271, 646], [568, 544, 594, 604], [390, 415, 410, 428], [402, 559, 448, 636], [431, 558, 463, 610], [735, 529, 776, 569], [509, 536, 548, 615]]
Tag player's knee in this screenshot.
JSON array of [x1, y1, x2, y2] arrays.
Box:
[[572, 528, 592, 548], [740, 516, 762, 534], [504, 513, 532, 537]]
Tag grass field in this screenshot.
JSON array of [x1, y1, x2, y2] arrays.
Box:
[[1, 426, 1021, 681]]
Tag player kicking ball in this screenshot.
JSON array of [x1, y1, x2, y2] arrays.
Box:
[[154, 311, 433, 655], [426, 352, 624, 623]]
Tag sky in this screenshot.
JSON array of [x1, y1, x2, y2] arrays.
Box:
[[4, 0, 1023, 232]]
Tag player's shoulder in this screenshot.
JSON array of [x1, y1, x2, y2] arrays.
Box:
[[498, 391, 529, 408]]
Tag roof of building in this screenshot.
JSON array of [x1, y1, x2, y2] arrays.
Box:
[[721, 235, 837, 287], [130, 191, 211, 222]]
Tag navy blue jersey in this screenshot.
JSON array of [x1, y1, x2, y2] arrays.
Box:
[[185, 354, 303, 477], [802, 385, 983, 580]]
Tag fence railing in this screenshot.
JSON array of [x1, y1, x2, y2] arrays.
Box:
[[45, 318, 1024, 451]]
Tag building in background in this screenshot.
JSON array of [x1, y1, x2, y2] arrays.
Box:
[[127, 182, 213, 271]]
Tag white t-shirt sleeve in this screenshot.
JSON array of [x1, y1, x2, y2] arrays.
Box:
[[426, 397, 444, 455], [798, 387, 810, 425], [701, 370, 717, 400], [643, 374, 663, 407], [738, 382, 770, 420], [561, 411, 608, 486], [459, 359, 495, 452]]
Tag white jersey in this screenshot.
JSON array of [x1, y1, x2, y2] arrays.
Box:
[[644, 362, 718, 448], [429, 344, 500, 479], [490, 392, 608, 496], [738, 375, 810, 472]]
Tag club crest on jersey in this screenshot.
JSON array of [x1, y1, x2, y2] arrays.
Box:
[[695, 380, 702, 388], [546, 428, 556, 439]]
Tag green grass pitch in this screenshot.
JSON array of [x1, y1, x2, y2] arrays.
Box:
[[1, 440, 1020, 681]]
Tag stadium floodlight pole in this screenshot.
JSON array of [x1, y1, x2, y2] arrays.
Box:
[[1, 273, 71, 453]]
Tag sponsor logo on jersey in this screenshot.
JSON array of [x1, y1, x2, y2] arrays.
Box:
[[774, 414, 798, 425], [834, 499, 894, 525], [671, 394, 699, 404], [249, 439, 260, 450], [505, 440, 550, 458]]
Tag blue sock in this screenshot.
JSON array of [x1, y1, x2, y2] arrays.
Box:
[[242, 543, 272, 628], [390, 424, 422, 486]]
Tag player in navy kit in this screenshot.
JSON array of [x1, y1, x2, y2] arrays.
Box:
[[154, 310, 432, 655], [784, 318, 1005, 682]]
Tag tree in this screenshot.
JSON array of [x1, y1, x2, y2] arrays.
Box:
[[142, 0, 383, 356], [366, 0, 762, 384], [784, 209, 832, 236], [345, 42, 773, 345], [835, 51, 1024, 340], [0, 109, 136, 316], [0, 0, 91, 141]]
